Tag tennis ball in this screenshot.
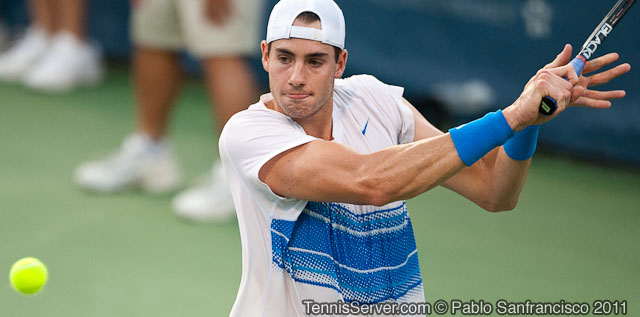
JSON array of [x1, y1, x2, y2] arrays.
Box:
[[9, 257, 48, 295]]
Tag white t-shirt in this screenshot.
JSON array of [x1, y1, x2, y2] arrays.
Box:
[[220, 75, 423, 316]]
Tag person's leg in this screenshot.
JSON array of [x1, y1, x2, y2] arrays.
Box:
[[170, 0, 262, 222], [23, 0, 103, 92], [29, 0, 56, 34], [172, 56, 256, 222], [133, 47, 183, 140], [72, 47, 183, 193], [0, 0, 53, 81], [201, 56, 257, 133], [52, 0, 86, 39], [177, 0, 262, 132], [72, 48, 184, 193], [73, 0, 185, 193]]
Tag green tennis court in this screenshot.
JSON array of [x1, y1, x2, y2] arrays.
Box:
[[1, 67, 638, 316]]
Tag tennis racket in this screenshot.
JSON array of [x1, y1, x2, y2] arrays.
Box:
[[539, 0, 637, 115]]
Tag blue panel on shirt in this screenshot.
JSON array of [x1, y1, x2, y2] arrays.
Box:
[[271, 201, 422, 304]]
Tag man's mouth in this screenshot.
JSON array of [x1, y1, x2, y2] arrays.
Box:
[[285, 93, 311, 100]]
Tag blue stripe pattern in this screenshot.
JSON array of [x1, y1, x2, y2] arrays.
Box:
[[271, 201, 422, 304]]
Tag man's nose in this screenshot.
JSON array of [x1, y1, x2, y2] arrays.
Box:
[[288, 62, 305, 87]]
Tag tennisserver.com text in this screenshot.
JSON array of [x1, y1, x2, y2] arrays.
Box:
[[302, 299, 628, 316]]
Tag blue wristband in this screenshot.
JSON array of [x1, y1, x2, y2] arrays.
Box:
[[503, 125, 540, 160], [449, 110, 515, 166]]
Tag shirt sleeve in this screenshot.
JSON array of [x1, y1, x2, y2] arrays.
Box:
[[344, 75, 415, 145], [219, 109, 318, 202]]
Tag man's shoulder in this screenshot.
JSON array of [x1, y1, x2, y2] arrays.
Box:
[[221, 101, 302, 148], [336, 74, 386, 89], [335, 74, 400, 102], [335, 74, 403, 111], [226, 102, 290, 130]]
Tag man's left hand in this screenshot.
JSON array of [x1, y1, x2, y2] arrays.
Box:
[[543, 46, 630, 109]]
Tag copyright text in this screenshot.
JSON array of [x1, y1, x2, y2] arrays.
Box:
[[302, 299, 628, 315]]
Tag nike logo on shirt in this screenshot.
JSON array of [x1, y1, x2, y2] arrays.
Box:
[[362, 119, 369, 135]]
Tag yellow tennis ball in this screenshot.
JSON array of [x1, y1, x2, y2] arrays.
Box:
[[9, 257, 48, 295]]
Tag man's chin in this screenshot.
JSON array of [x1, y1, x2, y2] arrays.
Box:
[[283, 109, 311, 119], [281, 104, 317, 119]]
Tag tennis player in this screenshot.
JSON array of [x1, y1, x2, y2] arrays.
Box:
[[220, 0, 630, 315]]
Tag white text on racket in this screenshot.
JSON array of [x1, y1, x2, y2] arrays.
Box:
[[581, 23, 613, 59]]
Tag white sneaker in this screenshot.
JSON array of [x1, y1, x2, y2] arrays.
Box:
[[0, 26, 50, 82], [23, 31, 103, 92], [74, 134, 182, 193], [172, 162, 236, 222]]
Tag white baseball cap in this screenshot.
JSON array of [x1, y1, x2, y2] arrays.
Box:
[[266, 0, 346, 50]]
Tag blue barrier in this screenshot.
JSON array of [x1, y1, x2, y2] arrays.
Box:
[[2, 0, 638, 164]]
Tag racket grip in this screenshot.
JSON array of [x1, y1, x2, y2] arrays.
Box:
[[538, 56, 586, 115]]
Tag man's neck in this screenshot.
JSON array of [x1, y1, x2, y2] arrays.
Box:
[[293, 100, 333, 140]]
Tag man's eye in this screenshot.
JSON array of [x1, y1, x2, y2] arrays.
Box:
[[278, 56, 291, 63], [309, 60, 323, 67]]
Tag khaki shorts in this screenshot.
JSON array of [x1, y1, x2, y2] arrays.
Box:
[[132, 0, 263, 57]]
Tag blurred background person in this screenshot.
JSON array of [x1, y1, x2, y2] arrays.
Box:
[[73, 0, 263, 223], [0, 0, 103, 92]]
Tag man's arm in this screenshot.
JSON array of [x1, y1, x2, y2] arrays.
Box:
[[259, 45, 629, 208], [259, 128, 465, 206]]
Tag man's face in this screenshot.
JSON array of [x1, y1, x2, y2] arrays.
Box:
[[261, 20, 347, 119]]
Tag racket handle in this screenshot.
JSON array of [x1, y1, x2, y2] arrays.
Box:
[[538, 56, 586, 115]]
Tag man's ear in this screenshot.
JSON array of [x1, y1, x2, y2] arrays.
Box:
[[261, 40, 270, 72], [335, 49, 348, 78]]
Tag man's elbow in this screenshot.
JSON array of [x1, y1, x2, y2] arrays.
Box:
[[361, 186, 394, 207], [482, 199, 518, 213], [356, 177, 395, 207]]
